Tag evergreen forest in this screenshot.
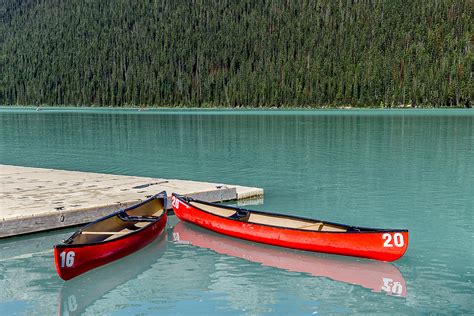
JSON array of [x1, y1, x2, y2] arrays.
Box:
[[1, 0, 473, 108]]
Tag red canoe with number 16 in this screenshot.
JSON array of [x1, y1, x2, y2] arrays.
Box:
[[171, 194, 408, 262], [54, 192, 167, 280]]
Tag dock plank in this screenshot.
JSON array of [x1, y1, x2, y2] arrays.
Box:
[[0, 165, 263, 237]]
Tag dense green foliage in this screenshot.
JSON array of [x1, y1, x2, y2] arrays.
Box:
[[1, 0, 473, 107]]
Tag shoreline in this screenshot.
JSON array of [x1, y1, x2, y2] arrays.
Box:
[[1, 104, 471, 111]]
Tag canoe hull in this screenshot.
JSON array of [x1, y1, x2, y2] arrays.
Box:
[[54, 213, 166, 280], [171, 194, 408, 262]]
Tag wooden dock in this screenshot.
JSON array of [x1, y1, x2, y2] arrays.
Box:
[[0, 165, 263, 238]]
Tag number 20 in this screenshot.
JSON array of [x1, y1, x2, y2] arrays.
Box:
[[382, 233, 404, 247]]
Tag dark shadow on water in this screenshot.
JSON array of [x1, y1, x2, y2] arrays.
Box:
[[172, 222, 406, 297]]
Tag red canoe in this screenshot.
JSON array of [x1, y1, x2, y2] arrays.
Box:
[[173, 222, 406, 297], [171, 194, 408, 262], [54, 192, 167, 280]]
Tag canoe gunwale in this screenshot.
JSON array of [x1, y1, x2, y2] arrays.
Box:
[[172, 193, 408, 234]]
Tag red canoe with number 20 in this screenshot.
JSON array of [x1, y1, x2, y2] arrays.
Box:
[[171, 194, 408, 262], [54, 192, 167, 280]]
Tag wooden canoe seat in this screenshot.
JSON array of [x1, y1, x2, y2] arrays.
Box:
[[134, 221, 149, 228]]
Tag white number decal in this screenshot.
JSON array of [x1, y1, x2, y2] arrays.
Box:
[[382, 233, 393, 247], [392, 281, 403, 295], [382, 278, 403, 296], [67, 295, 78, 312], [62, 294, 78, 315], [173, 232, 180, 242], [382, 233, 404, 248], [171, 196, 179, 209], [393, 233, 404, 247], [60, 251, 75, 267]]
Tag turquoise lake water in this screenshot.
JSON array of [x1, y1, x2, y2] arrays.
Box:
[[0, 108, 473, 314]]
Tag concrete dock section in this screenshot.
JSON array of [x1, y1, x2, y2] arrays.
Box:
[[0, 165, 263, 238]]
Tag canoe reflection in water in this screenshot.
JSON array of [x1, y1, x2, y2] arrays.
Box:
[[58, 232, 167, 316], [172, 222, 406, 297]]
